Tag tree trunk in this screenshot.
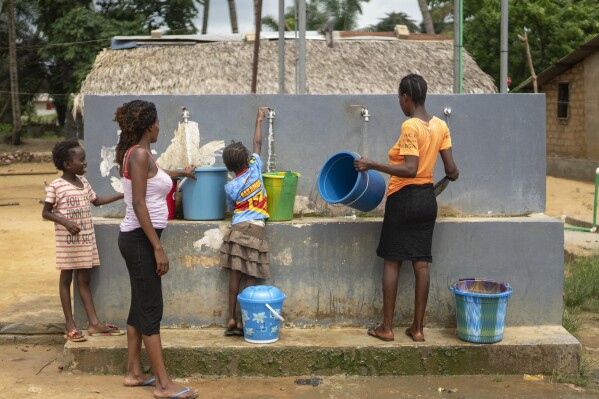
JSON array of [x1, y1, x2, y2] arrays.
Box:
[[418, 0, 435, 34], [228, 0, 239, 34], [202, 0, 210, 34], [6, 0, 22, 145], [251, 0, 262, 93]]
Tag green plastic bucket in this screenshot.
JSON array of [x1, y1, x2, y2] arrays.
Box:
[[262, 172, 300, 221]]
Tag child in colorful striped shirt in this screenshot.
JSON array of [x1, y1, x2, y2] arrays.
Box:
[[219, 107, 271, 337], [42, 140, 125, 342]]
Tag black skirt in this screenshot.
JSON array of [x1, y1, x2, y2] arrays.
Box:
[[376, 184, 437, 262], [118, 228, 163, 336]]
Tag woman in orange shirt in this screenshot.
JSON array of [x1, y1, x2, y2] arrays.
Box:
[[354, 74, 459, 342]]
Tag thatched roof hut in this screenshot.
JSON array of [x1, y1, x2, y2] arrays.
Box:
[[78, 36, 496, 113]]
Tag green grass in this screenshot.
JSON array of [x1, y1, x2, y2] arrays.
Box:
[[0, 123, 62, 141], [550, 355, 595, 387], [562, 257, 599, 336], [564, 257, 599, 309], [562, 308, 581, 334]]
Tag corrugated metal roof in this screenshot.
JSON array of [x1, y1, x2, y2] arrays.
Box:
[[521, 33, 599, 90]]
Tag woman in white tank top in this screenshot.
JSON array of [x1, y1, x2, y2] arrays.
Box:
[[114, 100, 198, 399]]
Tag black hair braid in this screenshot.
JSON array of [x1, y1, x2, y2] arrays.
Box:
[[222, 141, 250, 174], [52, 140, 81, 171], [113, 100, 158, 168], [399, 74, 428, 106]]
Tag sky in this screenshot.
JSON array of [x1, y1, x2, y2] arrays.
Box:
[[193, 0, 423, 34]]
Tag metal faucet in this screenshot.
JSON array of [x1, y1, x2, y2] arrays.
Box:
[[360, 107, 370, 122], [181, 106, 190, 124]]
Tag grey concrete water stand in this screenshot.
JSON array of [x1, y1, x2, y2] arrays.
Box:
[[69, 93, 573, 376], [76, 215, 563, 329]]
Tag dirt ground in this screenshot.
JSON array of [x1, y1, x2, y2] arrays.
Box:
[[0, 139, 598, 398]]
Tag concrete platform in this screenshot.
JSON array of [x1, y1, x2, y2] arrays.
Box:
[[63, 326, 580, 377]]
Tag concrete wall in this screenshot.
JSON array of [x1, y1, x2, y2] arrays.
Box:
[[75, 215, 564, 328], [84, 94, 546, 216], [77, 94, 562, 331]]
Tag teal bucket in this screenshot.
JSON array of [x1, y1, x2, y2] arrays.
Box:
[[237, 285, 286, 344], [180, 167, 228, 220], [449, 279, 513, 343], [317, 151, 386, 212]]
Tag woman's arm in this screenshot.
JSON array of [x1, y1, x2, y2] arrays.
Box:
[[440, 148, 459, 181], [93, 193, 124, 206], [129, 148, 170, 276], [42, 202, 81, 235], [354, 155, 419, 178], [164, 165, 196, 180]]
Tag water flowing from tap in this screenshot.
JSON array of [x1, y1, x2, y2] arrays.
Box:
[[266, 109, 276, 172]]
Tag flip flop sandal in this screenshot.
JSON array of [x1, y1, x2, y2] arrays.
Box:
[[90, 323, 126, 336], [367, 327, 394, 342], [125, 377, 156, 387], [224, 328, 244, 337], [405, 328, 425, 342], [154, 386, 198, 399], [64, 329, 87, 342], [90, 329, 126, 336]]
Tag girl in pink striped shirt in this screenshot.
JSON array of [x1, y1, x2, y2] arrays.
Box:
[[43, 140, 124, 342]]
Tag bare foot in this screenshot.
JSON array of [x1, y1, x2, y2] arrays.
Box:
[[154, 382, 198, 399]]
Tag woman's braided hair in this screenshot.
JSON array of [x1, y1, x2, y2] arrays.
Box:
[[114, 100, 157, 168], [399, 74, 428, 106], [52, 140, 81, 171], [222, 141, 250, 174]]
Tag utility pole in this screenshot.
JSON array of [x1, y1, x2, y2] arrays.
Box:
[[500, 0, 509, 93], [297, 0, 306, 94], [7, 0, 22, 145], [278, 0, 285, 93]]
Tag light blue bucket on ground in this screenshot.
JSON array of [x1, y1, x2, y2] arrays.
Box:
[[237, 285, 286, 344], [180, 167, 228, 220], [317, 151, 386, 212], [449, 278, 513, 344]]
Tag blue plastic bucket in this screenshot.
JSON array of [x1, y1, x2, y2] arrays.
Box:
[[317, 151, 386, 212], [449, 279, 513, 343], [180, 167, 228, 220], [237, 285, 286, 344]]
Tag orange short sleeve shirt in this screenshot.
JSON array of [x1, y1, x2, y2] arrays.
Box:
[[386, 116, 452, 196]]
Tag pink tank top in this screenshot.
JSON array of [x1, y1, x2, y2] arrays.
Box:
[[120, 145, 173, 232]]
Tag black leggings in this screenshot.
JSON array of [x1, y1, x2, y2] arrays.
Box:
[[118, 228, 163, 336]]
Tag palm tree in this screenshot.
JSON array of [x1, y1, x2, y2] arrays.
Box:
[[418, 0, 435, 34], [5, 0, 22, 144], [227, 0, 238, 33], [320, 0, 369, 31]]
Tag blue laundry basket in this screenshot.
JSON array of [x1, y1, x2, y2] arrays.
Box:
[[237, 286, 286, 344]]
